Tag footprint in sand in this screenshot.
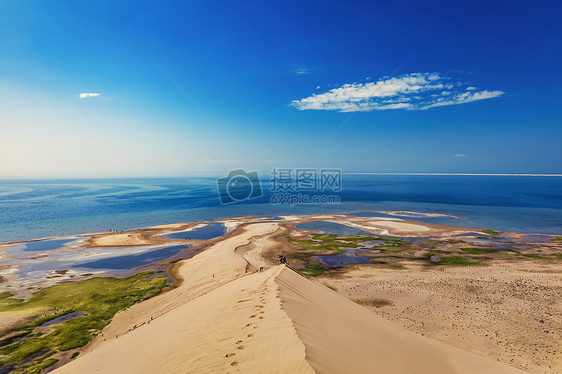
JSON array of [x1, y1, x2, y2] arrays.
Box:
[[245, 323, 252, 327], [250, 315, 256, 318], [247, 333, 254, 337], [226, 353, 235, 358], [259, 316, 264, 319], [237, 345, 244, 350], [231, 361, 238, 366], [236, 340, 243, 344]]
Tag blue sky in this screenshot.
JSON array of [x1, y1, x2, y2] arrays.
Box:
[[0, 0, 561, 177]]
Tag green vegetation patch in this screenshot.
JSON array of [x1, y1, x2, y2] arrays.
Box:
[[289, 234, 406, 255], [391, 264, 404, 270], [379, 237, 407, 245], [288, 233, 358, 254], [0, 271, 168, 373], [460, 247, 489, 255], [523, 253, 562, 261], [552, 236, 562, 242], [440, 257, 483, 266], [338, 235, 377, 242], [300, 264, 326, 275], [427, 247, 438, 253], [483, 229, 500, 236]]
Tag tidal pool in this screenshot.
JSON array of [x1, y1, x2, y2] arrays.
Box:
[[39, 312, 86, 327], [313, 246, 380, 266], [296, 221, 373, 236], [74, 244, 191, 270], [163, 222, 226, 240], [8, 238, 81, 253]]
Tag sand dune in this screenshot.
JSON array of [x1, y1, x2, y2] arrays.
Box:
[[53, 221, 529, 373], [55, 275, 528, 372], [277, 267, 527, 373], [54, 265, 528, 373], [54, 267, 314, 374]]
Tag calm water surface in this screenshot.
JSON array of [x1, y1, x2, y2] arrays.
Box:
[[163, 222, 226, 240], [1, 175, 561, 242]]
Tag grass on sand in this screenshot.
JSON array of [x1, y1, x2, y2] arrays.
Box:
[[300, 264, 326, 275], [288, 233, 357, 254], [0, 271, 168, 373], [461, 247, 490, 255], [288, 234, 407, 255], [523, 253, 562, 261], [439, 257, 483, 266]]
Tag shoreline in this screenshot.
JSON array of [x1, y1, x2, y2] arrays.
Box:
[[1, 209, 558, 247]]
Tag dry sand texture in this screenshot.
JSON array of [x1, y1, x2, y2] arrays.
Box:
[[52, 218, 536, 374]]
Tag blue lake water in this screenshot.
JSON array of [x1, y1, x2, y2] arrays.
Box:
[[39, 312, 86, 327], [1, 175, 561, 242], [296, 221, 373, 236], [163, 222, 226, 240], [74, 245, 190, 270], [314, 248, 375, 267], [19, 238, 79, 252]]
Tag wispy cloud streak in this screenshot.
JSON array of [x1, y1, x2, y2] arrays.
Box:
[[291, 73, 503, 112], [79, 93, 101, 98]]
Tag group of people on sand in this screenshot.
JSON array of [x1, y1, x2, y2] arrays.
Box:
[[279, 255, 288, 265]]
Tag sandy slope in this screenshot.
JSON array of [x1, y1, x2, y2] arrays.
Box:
[[54, 267, 313, 374], [55, 268, 528, 373], [277, 267, 527, 374]]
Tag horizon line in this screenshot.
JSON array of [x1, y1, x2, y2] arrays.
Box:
[[343, 172, 562, 177], [2, 172, 562, 180]]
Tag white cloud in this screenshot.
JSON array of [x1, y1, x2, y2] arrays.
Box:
[[290, 73, 503, 112], [420, 90, 503, 109], [316, 85, 321, 89], [454, 154, 468, 158], [79, 93, 101, 98], [296, 68, 310, 75]]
